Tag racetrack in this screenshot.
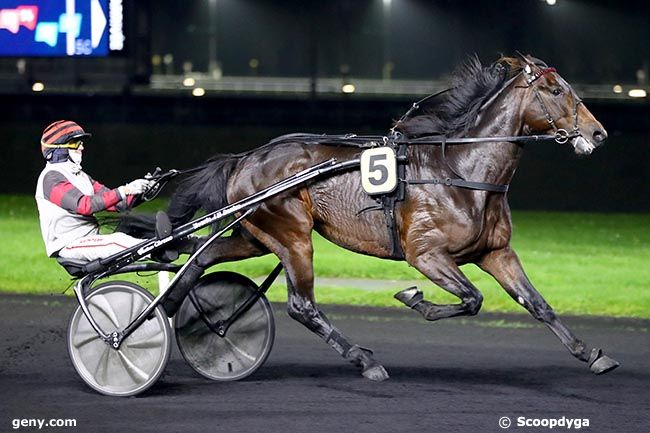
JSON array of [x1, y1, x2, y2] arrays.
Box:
[[0, 294, 648, 433]]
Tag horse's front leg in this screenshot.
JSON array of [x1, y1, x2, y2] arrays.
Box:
[[478, 246, 619, 375], [395, 252, 484, 320]]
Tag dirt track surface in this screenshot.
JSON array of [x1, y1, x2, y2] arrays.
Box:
[[0, 294, 648, 433]]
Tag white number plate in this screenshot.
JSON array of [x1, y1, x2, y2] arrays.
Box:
[[360, 146, 397, 195]]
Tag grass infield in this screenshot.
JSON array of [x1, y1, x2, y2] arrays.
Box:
[[1, 195, 648, 318]]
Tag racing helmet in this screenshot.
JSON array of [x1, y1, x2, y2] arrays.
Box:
[[40, 120, 92, 160]]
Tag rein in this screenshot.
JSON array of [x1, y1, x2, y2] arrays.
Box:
[[270, 131, 559, 147], [141, 166, 205, 202]]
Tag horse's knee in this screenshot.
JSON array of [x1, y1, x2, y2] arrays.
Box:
[[464, 291, 483, 316]]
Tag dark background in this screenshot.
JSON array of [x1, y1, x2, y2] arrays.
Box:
[[1, 0, 648, 212]]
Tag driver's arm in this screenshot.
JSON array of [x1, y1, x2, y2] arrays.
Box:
[[89, 176, 135, 212], [43, 171, 129, 215]]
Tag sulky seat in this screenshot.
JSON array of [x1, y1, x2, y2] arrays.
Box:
[[56, 257, 90, 277]]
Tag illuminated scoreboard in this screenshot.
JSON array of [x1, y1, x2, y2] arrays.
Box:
[[0, 0, 124, 56]]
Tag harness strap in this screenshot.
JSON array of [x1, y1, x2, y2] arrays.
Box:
[[408, 178, 509, 193], [382, 143, 408, 259], [406, 133, 556, 144], [266, 132, 561, 148]]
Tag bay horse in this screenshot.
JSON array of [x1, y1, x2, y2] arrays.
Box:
[[122, 54, 619, 381]]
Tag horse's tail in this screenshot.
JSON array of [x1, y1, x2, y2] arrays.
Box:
[[167, 155, 239, 225], [115, 155, 239, 238]]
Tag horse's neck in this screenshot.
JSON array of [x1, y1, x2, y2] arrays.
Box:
[[446, 90, 525, 186]]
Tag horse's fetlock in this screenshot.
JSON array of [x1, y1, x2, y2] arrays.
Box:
[[346, 345, 374, 367], [570, 340, 588, 359], [464, 293, 483, 315]]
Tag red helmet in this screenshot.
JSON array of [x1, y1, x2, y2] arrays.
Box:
[[40, 120, 92, 160]]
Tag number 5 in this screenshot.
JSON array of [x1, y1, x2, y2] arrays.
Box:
[[360, 147, 397, 194]]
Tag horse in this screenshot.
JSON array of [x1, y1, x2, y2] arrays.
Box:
[[120, 54, 619, 381]]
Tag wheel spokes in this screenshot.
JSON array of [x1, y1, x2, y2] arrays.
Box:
[[125, 329, 166, 349], [128, 293, 146, 323], [223, 336, 256, 362], [92, 346, 111, 386], [117, 349, 150, 383], [72, 330, 100, 349], [89, 295, 121, 328]]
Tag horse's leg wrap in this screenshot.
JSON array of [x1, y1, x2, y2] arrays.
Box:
[[325, 328, 352, 356]]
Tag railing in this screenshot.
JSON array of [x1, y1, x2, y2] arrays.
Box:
[[0, 72, 647, 102]]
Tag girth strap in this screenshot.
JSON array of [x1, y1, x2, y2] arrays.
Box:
[[381, 144, 408, 259]]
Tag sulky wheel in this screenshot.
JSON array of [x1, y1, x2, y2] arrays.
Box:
[[67, 281, 171, 397], [174, 271, 275, 381]]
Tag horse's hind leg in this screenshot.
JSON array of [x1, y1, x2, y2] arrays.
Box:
[[396, 252, 484, 321], [194, 227, 270, 268], [160, 228, 269, 314], [240, 215, 389, 382], [478, 246, 619, 375], [285, 276, 388, 381]]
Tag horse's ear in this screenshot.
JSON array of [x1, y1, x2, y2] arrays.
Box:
[[495, 57, 518, 77], [492, 59, 510, 77], [514, 50, 530, 63], [513, 51, 539, 79]]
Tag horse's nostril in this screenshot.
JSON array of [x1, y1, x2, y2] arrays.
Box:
[[593, 130, 607, 143]]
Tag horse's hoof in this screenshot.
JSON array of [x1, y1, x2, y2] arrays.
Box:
[[394, 286, 423, 308], [588, 348, 620, 375], [590, 355, 620, 375], [362, 365, 389, 382]]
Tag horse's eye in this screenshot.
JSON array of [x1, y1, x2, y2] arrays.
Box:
[[552, 87, 563, 96]]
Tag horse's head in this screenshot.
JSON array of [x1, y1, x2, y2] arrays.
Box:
[[513, 54, 607, 155]]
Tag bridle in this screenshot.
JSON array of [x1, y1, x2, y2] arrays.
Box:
[[389, 62, 583, 147], [521, 64, 584, 145]]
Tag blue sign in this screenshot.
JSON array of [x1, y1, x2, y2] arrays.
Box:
[[0, 0, 123, 57]]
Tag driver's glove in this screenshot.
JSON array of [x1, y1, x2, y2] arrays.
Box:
[[119, 178, 155, 197]]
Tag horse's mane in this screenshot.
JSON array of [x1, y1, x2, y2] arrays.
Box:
[[393, 55, 524, 138]]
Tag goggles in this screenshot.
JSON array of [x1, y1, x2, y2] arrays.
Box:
[[41, 139, 84, 150]]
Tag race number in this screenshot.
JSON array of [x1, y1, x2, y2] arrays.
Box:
[[360, 146, 397, 195]]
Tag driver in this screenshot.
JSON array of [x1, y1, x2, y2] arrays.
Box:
[[35, 120, 154, 261]]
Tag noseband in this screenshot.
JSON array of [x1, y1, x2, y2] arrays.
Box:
[[523, 66, 583, 145]]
